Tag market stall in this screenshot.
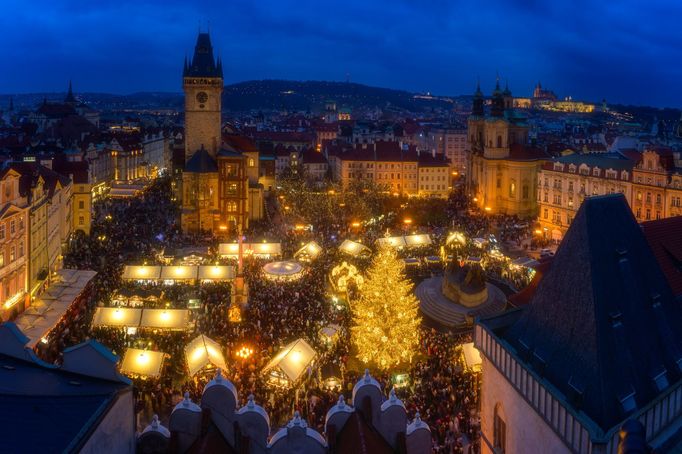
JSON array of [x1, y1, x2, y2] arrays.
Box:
[[294, 241, 322, 262], [92, 307, 143, 328], [338, 240, 371, 258], [121, 265, 162, 282], [185, 334, 228, 377], [119, 348, 166, 379], [262, 338, 317, 388], [197, 265, 236, 282], [139, 309, 190, 331]]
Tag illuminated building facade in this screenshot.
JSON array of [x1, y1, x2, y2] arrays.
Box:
[[631, 148, 682, 221], [0, 168, 28, 320], [468, 80, 548, 218], [536, 154, 634, 241]]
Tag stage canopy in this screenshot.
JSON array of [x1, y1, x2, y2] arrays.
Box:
[[197, 265, 236, 282], [121, 265, 161, 281], [262, 261, 304, 281], [185, 334, 227, 377], [338, 240, 371, 258], [119, 348, 166, 378], [139, 309, 190, 330], [294, 241, 322, 261], [92, 307, 143, 328], [218, 242, 282, 258], [263, 338, 317, 386]]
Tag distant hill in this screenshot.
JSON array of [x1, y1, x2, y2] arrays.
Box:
[[1, 80, 455, 113], [221, 79, 454, 112]]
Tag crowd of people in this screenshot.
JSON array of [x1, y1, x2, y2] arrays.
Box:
[[31, 175, 554, 452]]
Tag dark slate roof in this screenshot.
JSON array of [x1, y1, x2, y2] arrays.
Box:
[[185, 148, 218, 173], [217, 148, 244, 159], [0, 353, 128, 453], [334, 411, 393, 454], [184, 32, 222, 78], [501, 194, 682, 432]]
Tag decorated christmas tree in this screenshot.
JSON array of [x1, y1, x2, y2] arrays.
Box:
[[352, 244, 421, 370]]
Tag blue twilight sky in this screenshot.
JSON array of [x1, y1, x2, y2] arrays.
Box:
[[1, 0, 681, 107]]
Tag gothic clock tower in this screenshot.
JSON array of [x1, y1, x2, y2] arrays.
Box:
[[183, 32, 223, 162]]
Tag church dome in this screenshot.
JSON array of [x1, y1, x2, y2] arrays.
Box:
[[141, 414, 171, 438]]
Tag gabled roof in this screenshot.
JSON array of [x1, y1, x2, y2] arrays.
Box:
[[502, 194, 682, 432], [186, 148, 218, 173]]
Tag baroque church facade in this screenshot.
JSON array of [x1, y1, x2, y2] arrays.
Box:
[[467, 80, 549, 218], [180, 32, 263, 234]]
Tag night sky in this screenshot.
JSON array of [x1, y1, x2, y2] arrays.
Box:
[[2, 0, 681, 107]]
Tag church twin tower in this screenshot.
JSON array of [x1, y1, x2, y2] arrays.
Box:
[[180, 32, 263, 235]]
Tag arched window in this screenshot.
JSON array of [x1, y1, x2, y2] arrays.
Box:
[[494, 403, 506, 453], [497, 135, 502, 148]]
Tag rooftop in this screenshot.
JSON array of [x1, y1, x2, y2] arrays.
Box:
[[488, 194, 682, 432]]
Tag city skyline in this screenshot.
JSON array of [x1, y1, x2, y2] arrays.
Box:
[[2, 0, 682, 107]]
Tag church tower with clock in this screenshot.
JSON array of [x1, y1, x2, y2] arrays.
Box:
[[180, 31, 264, 235], [183, 32, 223, 161]]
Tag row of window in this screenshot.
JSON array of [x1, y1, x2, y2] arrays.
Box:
[[0, 241, 24, 267], [420, 184, 446, 191], [0, 217, 24, 241], [551, 163, 629, 180]]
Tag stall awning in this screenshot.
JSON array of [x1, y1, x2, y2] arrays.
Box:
[[122, 266, 161, 281], [263, 339, 317, 383], [405, 234, 432, 247], [160, 266, 198, 281], [218, 243, 282, 258], [185, 335, 227, 377], [462, 342, 482, 371], [92, 307, 143, 328], [119, 348, 166, 378], [339, 240, 371, 258], [197, 265, 236, 281], [139, 309, 190, 330]]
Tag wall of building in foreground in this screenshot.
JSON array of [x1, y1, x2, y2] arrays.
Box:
[[79, 389, 135, 454], [480, 355, 568, 454]]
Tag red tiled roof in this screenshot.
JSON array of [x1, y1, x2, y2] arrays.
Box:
[[222, 134, 259, 153], [508, 258, 553, 307], [641, 217, 682, 297]]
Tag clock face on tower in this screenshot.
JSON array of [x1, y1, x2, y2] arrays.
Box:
[[196, 92, 208, 104]]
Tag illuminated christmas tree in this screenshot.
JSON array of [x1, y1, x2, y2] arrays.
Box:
[[352, 245, 421, 370]]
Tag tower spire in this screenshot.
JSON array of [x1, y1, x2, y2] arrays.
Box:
[[64, 80, 76, 104]]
